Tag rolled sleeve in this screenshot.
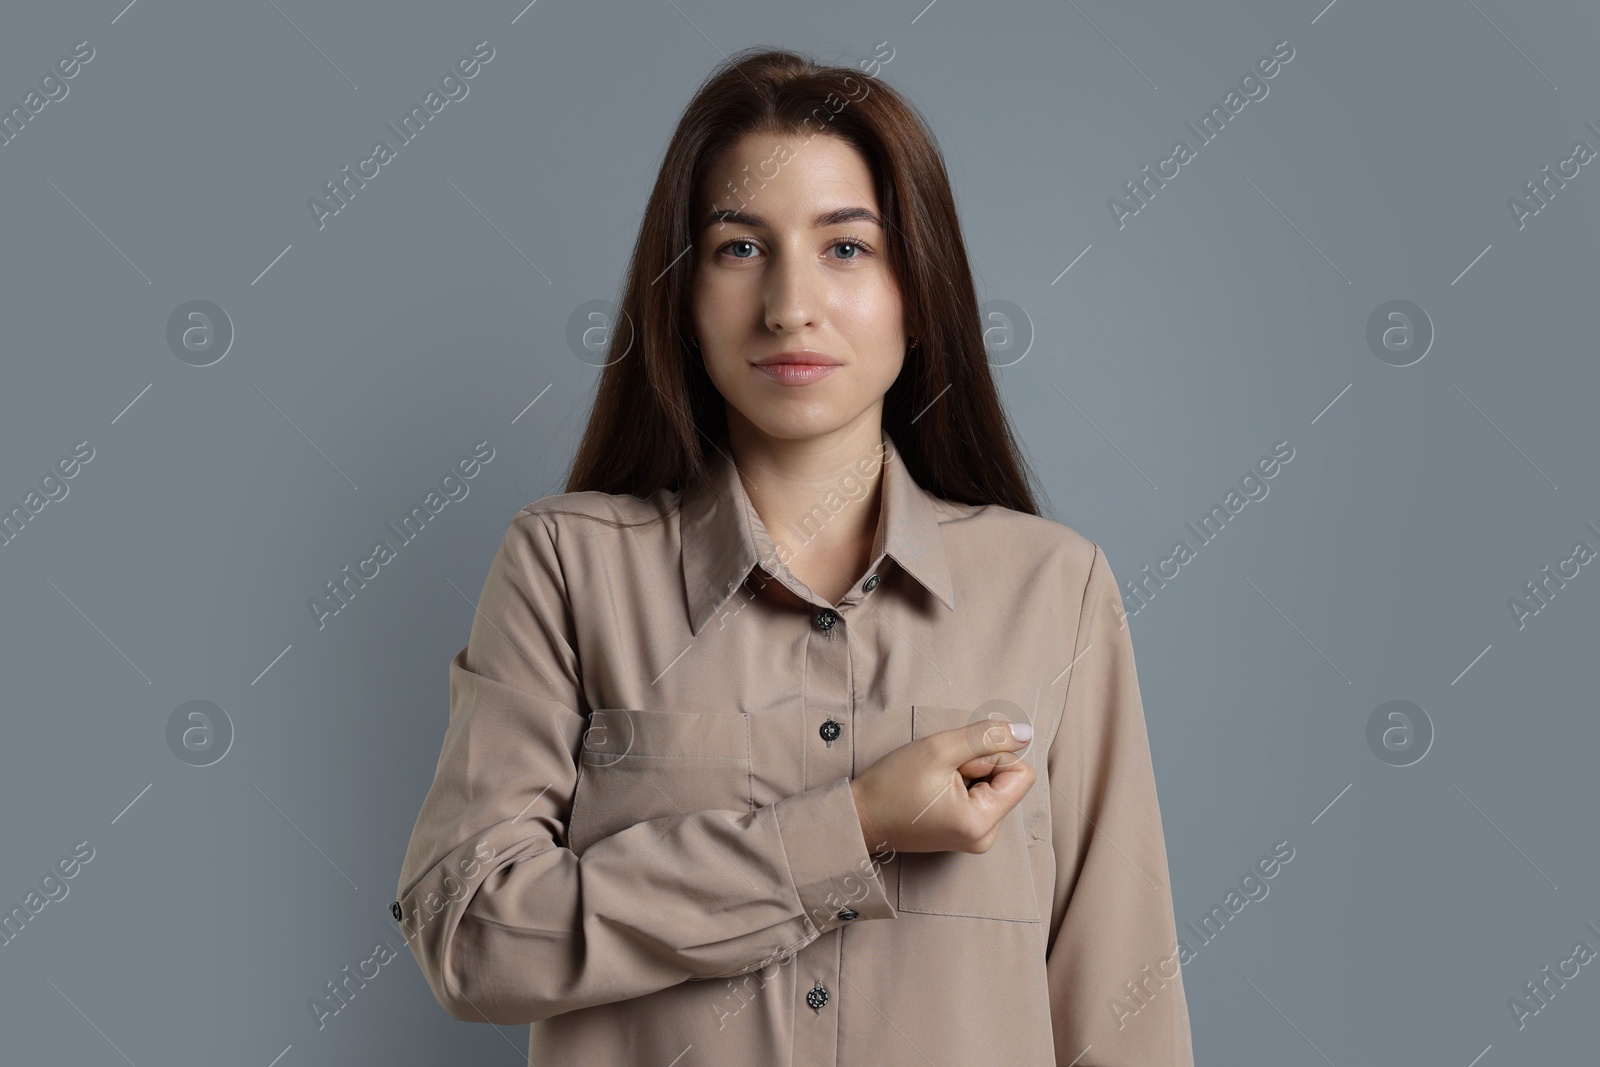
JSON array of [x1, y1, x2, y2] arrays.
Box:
[[774, 775, 898, 936]]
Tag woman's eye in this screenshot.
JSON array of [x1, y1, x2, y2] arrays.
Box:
[[831, 238, 872, 260], [723, 239, 758, 259]]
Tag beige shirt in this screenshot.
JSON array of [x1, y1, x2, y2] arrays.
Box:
[[395, 428, 1194, 1066]]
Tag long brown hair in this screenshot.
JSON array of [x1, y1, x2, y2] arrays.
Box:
[[564, 45, 1039, 519]]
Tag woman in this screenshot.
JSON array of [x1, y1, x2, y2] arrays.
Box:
[[396, 47, 1194, 1066]]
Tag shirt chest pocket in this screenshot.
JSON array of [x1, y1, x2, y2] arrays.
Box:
[[895, 704, 1042, 924], [566, 708, 753, 857]]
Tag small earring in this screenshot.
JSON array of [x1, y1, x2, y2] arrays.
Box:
[[908, 336, 920, 350], [690, 337, 700, 349]]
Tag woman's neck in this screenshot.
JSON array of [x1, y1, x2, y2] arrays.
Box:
[[727, 419, 886, 604]]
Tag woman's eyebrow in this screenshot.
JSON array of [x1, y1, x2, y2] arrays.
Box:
[[701, 206, 884, 231]]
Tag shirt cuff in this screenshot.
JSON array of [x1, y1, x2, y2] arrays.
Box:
[[772, 776, 898, 935]]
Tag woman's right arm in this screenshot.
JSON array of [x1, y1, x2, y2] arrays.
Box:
[[394, 508, 895, 1025]]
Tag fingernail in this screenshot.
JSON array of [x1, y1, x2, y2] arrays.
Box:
[[1009, 721, 1032, 742]]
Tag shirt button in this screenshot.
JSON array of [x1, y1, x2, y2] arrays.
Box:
[[819, 719, 841, 742], [837, 907, 859, 921], [390, 901, 403, 922], [814, 608, 837, 632], [863, 574, 880, 592], [806, 982, 830, 1011]]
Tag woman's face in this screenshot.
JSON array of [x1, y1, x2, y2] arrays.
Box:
[[691, 131, 907, 444]]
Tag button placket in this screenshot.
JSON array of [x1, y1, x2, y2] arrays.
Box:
[[795, 586, 851, 1064]]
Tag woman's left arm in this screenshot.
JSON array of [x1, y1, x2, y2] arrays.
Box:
[[1043, 543, 1195, 1066]]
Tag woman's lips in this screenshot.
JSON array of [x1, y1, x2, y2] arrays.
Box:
[[753, 363, 840, 385]]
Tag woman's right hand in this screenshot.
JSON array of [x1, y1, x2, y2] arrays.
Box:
[[849, 719, 1035, 855]]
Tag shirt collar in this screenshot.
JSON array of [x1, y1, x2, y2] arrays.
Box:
[[680, 428, 955, 635]]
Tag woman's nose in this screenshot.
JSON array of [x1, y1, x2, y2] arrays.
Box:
[[762, 250, 820, 333]]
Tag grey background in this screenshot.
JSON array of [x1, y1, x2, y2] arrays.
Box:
[[1, 0, 1596, 1063]]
